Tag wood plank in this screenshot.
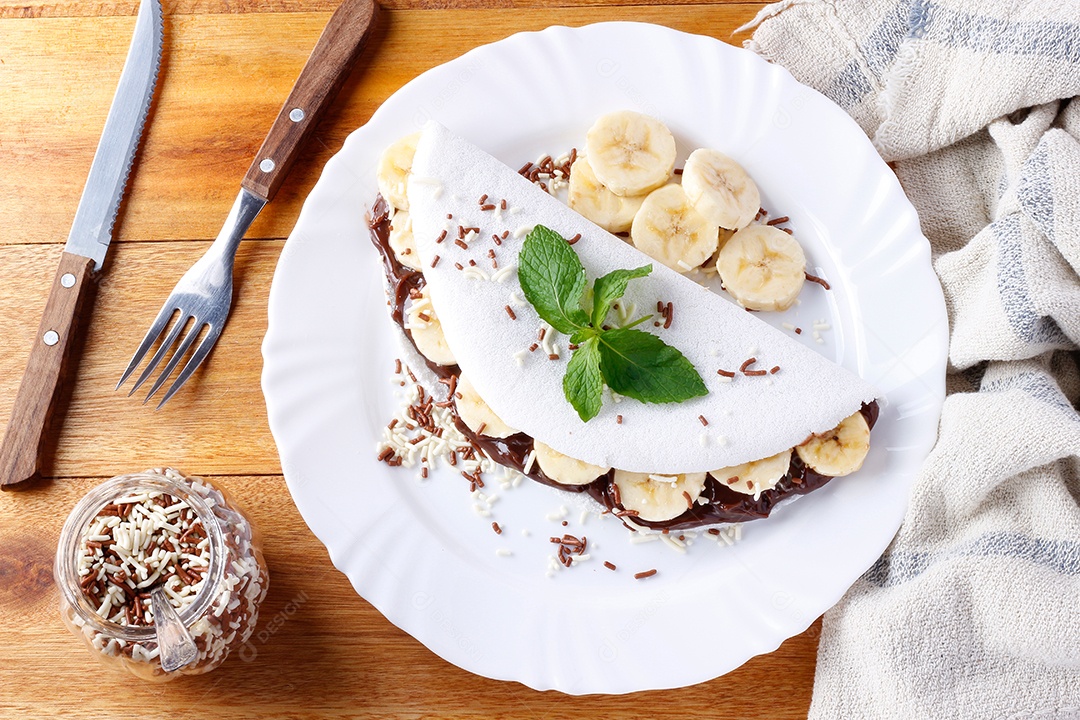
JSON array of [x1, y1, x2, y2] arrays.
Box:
[[0, 241, 281, 478], [0, 5, 761, 246], [0, 474, 817, 717], [0, 0, 762, 19]]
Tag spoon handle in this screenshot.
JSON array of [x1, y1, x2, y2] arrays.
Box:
[[151, 586, 199, 673]]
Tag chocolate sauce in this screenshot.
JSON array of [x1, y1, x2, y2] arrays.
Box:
[[368, 196, 459, 381], [368, 195, 880, 530]]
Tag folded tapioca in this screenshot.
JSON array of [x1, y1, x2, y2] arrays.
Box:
[[368, 120, 879, 529]]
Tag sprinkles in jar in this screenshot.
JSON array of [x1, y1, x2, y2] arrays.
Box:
[[55, 468, 268, 680]]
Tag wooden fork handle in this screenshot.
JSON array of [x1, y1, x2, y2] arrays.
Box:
[[0, 252, 96, 489], [241, 0, 379, 202]]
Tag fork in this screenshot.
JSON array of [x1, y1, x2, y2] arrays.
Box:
[[118, 0, 379, 407]]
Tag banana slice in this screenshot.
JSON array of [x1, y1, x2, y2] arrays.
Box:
[[631, 184, 720, 273], [716, 224, 806, 311], [612, 470, 707, 522], [567, 156, 647, 233], [709, 449, 792, 499], [681, 148, 761, 230], [796, 412, 871, 477], [388, 210, 423, 271], [533, 440, 610, 486], [405, 291, 456, 366], [376, 132, 420, 211], [454, 373, 518, 439], [585, 111, 676, 197]]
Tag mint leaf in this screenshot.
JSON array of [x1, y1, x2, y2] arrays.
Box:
[[517, 225, 589, 335], [562, 336, 604, 422], [596, 328, 708, 404], [591, 265, 652, 327], [515, 224, 708, 420]]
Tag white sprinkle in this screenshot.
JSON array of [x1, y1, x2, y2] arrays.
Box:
[[513, 350, 527, 367], [782, 322, 796, 331], [520, 528, 531, 537], [660, 534, 687, 553], [410, 175, 442, 188], [676, 259, 694, 271], [513, 224, 533, 238], [814, 322, 831, 331], [522, 451, 536, 475], [495, 549, 513, 557], [461, 267, 489, 281], [579, 510, 589, 525], [492, 264, 517, 283], [699, 433, 709, 447], [630, 532, 659, 544], [717, 374, 733, 383], [717, 435, 728, 446]]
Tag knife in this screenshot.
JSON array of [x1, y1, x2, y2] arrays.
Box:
[[0, 0, 163, 489]]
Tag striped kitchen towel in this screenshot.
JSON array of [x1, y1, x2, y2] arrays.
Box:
[[743, 1, 1080, 718]]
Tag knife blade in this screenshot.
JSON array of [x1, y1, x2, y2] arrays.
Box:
[[0, 0, 163, 489]]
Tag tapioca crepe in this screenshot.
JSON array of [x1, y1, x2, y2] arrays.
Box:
[[405, 122, 877, 474]]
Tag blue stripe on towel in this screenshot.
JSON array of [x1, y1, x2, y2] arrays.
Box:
[[1018, 139, 1056, 244], [980, 371, 1080, 419], [864, 531, 1080, 587], [819, 1, 1080, 111], [912, 0, 1080, 63], [995, 214, 1070, 346]]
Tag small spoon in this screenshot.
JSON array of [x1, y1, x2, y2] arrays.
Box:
[[150, 585, 198, 672]]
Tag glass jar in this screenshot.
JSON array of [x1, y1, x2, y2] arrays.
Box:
[[54, 468, 269, 681]]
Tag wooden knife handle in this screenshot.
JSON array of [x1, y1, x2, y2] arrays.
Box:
[[241, 0, 379, 202], [0, 252, 96, 489]]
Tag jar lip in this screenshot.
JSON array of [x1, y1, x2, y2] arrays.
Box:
[[54, 470, 227, 644]]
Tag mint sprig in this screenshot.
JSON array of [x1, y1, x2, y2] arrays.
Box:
[[517, 225, 707, 422]]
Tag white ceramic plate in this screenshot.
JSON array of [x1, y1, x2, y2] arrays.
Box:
[[262, 22, 947, 694]]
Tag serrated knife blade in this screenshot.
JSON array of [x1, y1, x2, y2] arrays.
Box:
[[0, 0, 163, 489], [67, 0, 163, 269]]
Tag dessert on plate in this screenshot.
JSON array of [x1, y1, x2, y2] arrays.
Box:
[[367, 115, 879, 531]]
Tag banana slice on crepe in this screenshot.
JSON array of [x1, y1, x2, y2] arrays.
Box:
[[533, 440, 610, 485], [631, 184, 720, 273], [716, 224, 806, 311], [681, 148, 761, 231], [388, 210, 423, 271], [796, 412, 870, 477], [405, 290, 456, 366], [455, 373, 518, 439], [709, 449, 791, 499], [567, 156, 646, 233], [377, 132, 420, 210], [613, 471, 707, 522], [585, 111, 676, 197]]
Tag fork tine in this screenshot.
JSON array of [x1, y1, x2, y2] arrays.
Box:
[[117, 304, 177, 390], [127, 312, 189, 397], [143, 321, 207, 404], [155, 325, 223, 409]]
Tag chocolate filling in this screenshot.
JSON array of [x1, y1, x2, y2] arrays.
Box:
[[368, 195, 879, 530]]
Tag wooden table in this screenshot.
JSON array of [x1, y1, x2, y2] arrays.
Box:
[[0, 1, 823, 716]]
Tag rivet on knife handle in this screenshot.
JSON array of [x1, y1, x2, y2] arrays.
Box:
[[241, 0, 380, 202], [0, 254, 96, 489]]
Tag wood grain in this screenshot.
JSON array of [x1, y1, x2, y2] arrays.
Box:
[[0, 2, 820, 716], [0, 0, 761, 19], [0, 5, 761, 246]]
